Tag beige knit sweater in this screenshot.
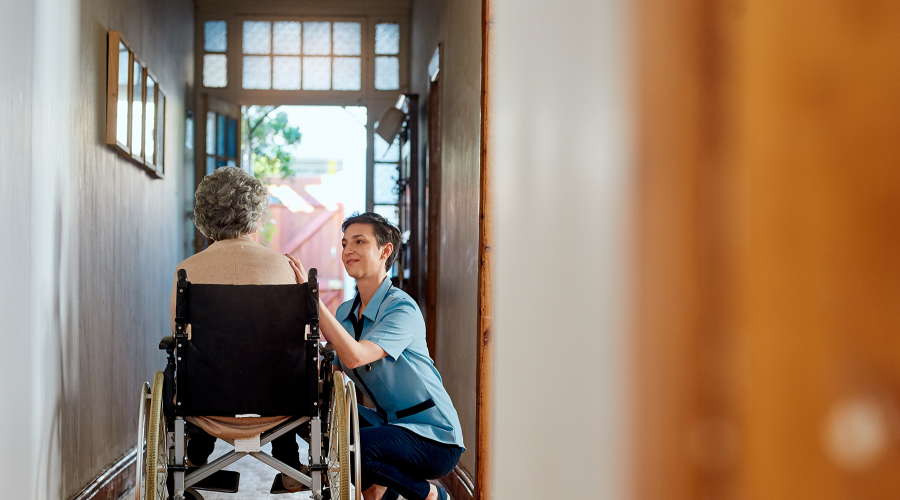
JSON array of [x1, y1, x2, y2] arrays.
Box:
[[169, 234, 296, 439]]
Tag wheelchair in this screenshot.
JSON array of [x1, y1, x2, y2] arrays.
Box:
[[133, 268, 362, 500]]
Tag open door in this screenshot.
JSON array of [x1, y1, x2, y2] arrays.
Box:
[[424, 75, 442, 361], [396, 94, 422, 304], [194, 94, 242, 253]]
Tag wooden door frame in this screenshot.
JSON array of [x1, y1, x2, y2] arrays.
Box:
[[425, 75, 442, 360], [476, 0, 494, 499]]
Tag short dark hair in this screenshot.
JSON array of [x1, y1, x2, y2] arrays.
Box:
[[342, 212, 401, 271]]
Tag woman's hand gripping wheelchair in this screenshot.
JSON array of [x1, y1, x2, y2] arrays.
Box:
[[133, 269, 362, 500]]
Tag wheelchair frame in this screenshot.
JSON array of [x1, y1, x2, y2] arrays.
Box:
[[134, 268, 362, 500]]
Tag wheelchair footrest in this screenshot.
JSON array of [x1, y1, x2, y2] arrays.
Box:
[[191, 470, 240, 493], [270, 473, 310, 495]]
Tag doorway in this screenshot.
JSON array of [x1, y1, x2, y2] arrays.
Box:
[[244, 104, 368, 310]]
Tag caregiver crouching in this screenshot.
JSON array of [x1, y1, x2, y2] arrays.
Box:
[[286, 212, 463, 500]]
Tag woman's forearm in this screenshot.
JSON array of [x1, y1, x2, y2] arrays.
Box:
[[285, 254, 386, 368], [317, 298, 386, 369]]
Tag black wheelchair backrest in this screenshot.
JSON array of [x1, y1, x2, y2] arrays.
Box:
[[172, 269, 320, 418]]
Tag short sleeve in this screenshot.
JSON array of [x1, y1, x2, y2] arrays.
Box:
[[366, 301, 418, 362]]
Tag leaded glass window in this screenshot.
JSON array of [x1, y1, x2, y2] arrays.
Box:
[[374, 23, 400, 90], [203, 21, 227, 88], [240, 20, 362, 91]]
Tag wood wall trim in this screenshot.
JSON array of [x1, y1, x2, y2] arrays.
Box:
[[475, 0, 494, 499], [69, 448, 136, 500]]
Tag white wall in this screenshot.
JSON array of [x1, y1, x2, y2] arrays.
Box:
[[492, 0, 634, 498], [0, 0, 193, 497], [0, 1, 42, 497]]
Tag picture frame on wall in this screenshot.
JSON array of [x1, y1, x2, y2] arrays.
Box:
[[106, 30, 166, 179]]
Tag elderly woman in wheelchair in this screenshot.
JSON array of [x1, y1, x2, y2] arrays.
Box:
[[135, 167, 361, 500]]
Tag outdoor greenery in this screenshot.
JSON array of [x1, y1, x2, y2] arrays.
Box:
[[245, 105, 302, 179], [243, 105, 303, 247]]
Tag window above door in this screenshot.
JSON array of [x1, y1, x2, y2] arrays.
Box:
[[198, 16, 407, 101]]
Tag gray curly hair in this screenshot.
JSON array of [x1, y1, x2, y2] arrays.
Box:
[[193, 167, 268, 241]]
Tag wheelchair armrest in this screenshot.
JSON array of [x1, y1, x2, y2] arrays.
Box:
[[159, 335, 175, 351]]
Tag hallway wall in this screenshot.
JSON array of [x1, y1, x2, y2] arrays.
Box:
[[0, 0, 193, 497], [410, 0, 484, 476], [491, 0, 634, 499]]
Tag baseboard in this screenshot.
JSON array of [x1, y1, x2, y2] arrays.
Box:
[[439, 465, 474, 500], [70, 448, 137, 500]]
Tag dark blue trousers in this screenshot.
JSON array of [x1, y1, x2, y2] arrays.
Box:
[[358, 420, 462, 500]]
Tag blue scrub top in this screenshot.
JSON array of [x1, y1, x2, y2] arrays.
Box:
[[332, 277, 465, 450]]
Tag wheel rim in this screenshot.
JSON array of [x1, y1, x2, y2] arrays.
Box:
[[135, 382, 150, 500], [327, 372, 351, 500], [145, 372, 168, 500], [346, 382, 361, 500]]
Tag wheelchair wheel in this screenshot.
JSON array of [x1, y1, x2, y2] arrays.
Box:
[[345, 380, 362, 500], [326, 372, 350, 500], [142, 371, 168, 500], [134, 381, 150, 500]]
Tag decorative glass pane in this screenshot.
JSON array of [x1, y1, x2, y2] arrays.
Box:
[[217, 115, 226, 156], [374, 163, 399, 204], [273, 56, 301, 90], [302, 57, 330, 90], [131, 61, 143, 157], [273, 21, 301, 55], [204, 21, 227, 52], [145, 77, 156, 164], [332, 57, 361, 91], [206, 156, 216, 176], [243, 21, 271, 55], [303, 22, 331, 55], [374, 204, 399, 227], [242, 56, 271, 89], [206, 112, 215, 155], [374, 135, 400, 162], [375, 23, 399, 55], [333, 22, 361, 56], [157, 93, 165, 172], [227, 118, 237, 158], [375, 56, 399, 90], [203, 54, 227, 88], [116, 43, 129, 145]]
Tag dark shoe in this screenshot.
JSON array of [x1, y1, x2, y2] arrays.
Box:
[[281, 469, 308, 493], [270, 464, 308, 494], [382, 488, 400, 500]]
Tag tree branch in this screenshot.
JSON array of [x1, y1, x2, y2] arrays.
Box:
[[248, 105, 281, 136]]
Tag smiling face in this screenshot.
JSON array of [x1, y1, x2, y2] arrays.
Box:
[[341, 222, 393, 280]]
